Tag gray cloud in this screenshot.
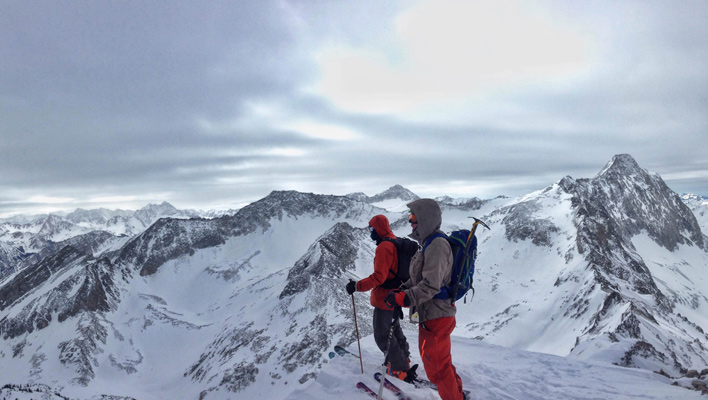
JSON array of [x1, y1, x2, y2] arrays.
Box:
[[1, 0, 707, 216]]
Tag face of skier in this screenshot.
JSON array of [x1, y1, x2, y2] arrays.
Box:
[[369, 225, 380, 242], [408, 212, 418, 233]]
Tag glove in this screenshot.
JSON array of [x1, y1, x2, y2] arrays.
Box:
[[346, 279, 357, 295], [393, 305, 404, 321], [384, 290, 411, 309]]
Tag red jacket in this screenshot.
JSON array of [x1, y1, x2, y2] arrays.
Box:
[[357, 215, 398, 310]]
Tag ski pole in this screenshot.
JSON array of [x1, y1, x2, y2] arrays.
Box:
[[351, 294, 364, 374]]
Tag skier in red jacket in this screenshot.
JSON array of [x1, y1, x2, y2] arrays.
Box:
[[346, 214, 417, 381]]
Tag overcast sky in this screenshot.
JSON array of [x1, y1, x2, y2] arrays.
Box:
[[1, 0, 707, 216]]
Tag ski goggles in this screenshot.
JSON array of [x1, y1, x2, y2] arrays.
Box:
[[368, 226, 375, 232], [408, 212, 417, 224]]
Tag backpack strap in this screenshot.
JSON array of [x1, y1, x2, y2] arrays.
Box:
[[422, 232, 447, 253], [423, 232, 454, 301], [379, 238, 401, 289]]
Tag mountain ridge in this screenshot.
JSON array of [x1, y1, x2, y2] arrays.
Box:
[[0, 154, 706, 399]]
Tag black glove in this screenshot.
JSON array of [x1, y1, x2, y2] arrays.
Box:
[[346, 279, 357, 295], [393, 305, 404, 321]]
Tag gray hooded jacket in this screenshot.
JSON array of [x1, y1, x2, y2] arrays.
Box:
[[401, 198, 456, 323]]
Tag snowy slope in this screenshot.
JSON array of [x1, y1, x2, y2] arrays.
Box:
[[288, 330, 702, 400], [0, 192, 398, 399]]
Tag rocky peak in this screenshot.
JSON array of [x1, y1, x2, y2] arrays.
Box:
[[280, 222, 365, 299], [557, 154, 704, 318], [65, 208, 126, 225], [37, 215, 79, 238], [135, 202, 181, 222], [116, 217, 227, 276], [228, 190, 378, 234], [369, 185, 419, 203], [572, 154, 705, 252], [596, 153, 643, 179], [345, 192, 368, 202]]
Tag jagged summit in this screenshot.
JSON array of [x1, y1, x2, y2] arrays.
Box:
[[343, 185, 419, 212], [139, 201, 178, 213], [369, 184, 418, 202], [567, 154, 705, 252], [345, 185, 419, 203], [595, 153, 647, 179]]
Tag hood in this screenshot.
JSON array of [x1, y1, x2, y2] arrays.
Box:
[[406, 198, 442, 244], [368, 215, 396, 239]]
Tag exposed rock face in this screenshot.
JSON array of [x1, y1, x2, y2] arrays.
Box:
[[0, 249, 120, 340], [561, 155, 700, 312], [280, 222, 361, 298], [0, 242, 26, 281], [559, 155, 708, 374], [586, 154, 703, 251], [117, 217, 228, 276], [502, 200, 560, 247], [231, 190, 379, 234], [18, 230, 119, 273]]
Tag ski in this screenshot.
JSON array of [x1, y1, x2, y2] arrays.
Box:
[[356, 382, 380, 399], [411, 377, 471, 398], [374, 372, 413, 400], [411, 377, 436, 390], [335, 345, 360, 358]]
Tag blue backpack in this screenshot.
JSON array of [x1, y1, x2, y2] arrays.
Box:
[[422, 218, 488, 304]]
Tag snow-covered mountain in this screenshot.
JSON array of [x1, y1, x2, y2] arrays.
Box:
[[455, 154, 708, 377], [347, 184, 419, 212], [1, 155, 707, 399], [682, 193, 708, 233], [0, 202, 212, 276], [0, 191, 395, 399]]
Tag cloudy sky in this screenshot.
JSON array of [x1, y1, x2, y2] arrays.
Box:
[[1, 0, 707, 216]]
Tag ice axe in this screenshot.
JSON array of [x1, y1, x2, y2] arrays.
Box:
[[469, 216, 490, 233]]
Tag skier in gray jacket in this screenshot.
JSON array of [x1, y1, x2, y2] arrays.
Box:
[[385, 198, 466, 400]]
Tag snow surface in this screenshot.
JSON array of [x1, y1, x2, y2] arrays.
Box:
[[288, 330, 699, 400]]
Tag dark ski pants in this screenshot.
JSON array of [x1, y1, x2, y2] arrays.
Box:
[[419, 316, 464, 400], [373, 307, 410, 371]]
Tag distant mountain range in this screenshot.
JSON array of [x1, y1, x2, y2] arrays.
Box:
[[0, 154, 707, 399], [682, 193, 708, 234]]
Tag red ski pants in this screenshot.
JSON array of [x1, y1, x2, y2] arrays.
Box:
[[419, 316, 464, 400]]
